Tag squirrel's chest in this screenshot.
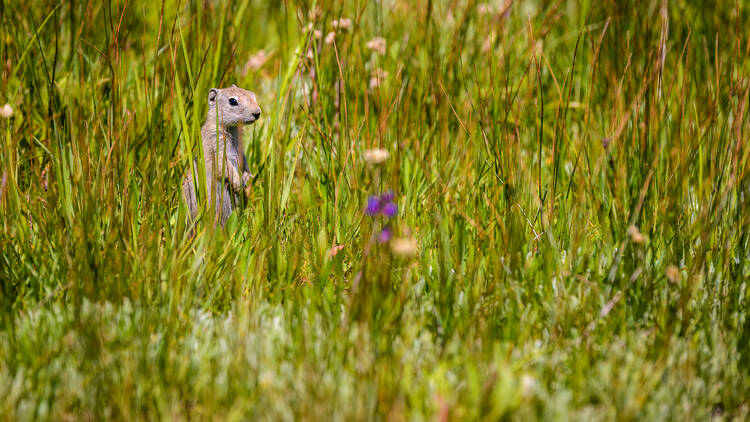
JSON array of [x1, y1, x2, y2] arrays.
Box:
[[206, 136, 240, 165], [225, 142, 241, 167]]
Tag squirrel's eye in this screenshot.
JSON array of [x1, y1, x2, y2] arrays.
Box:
[[229, 98, 238, 106]]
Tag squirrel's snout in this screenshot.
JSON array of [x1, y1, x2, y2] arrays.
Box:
[[243, 110, 261, 124]]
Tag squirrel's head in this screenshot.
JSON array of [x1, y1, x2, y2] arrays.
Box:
[[207, 84, 262, 126]]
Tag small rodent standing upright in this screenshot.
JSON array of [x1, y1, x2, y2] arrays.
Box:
[[182, 84, 261, 227]]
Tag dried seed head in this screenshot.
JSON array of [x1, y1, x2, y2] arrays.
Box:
[[325, 31, 336, 45], [366, 37, 387, 55], [369, 69, 389, 89], [327, 244, 345, 258], [243, 50, 269, 74], [307, 7, 321, 21], [521, 374, 537, 398], [332, 18, 352, 31], [390, 237, 418, 257], [0, 103, 13, 118], [482, 33, 495, 52], [666, 265, 680, 283], [364, 148, 389, 164], [628, 225, 645, 244], [477, 3, 492, 15]]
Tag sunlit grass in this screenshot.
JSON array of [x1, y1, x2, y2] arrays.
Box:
[[1, 0, 749, 420]]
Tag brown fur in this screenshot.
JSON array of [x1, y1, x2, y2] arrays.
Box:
[[182, 85, 261, 227]]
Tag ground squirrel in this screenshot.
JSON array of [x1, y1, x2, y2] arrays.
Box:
[[182, 84, 261, 227]]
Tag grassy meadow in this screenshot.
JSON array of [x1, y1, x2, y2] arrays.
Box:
[[1, 0, 750, 419]]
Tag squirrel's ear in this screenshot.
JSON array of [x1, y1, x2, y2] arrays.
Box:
[[208, 88, 218, 103]]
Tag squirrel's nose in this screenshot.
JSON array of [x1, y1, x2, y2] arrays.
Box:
[[252, 111, 261, 120]]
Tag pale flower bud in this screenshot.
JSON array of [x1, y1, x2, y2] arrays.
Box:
[[369, 68, 388, 89], [364, 148, 389, 164], [366, 37, 387, 55], [333, 18, 352, 31], [390, 237, 418, 257], [325, 31, 336, 45], [243, 50, 269, 74], [628, 225, 645, 244], [0, 104, 13, 119], [666, 265, 680, 283], [521, 374, 537, 398]]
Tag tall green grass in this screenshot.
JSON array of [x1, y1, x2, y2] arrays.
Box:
[[1, 0, 749, 420]]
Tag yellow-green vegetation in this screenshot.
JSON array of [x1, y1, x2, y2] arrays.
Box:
[[1, 0, 749, 420]]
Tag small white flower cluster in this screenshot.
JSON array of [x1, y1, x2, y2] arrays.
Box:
[[332, 18, 352, 31], [306, 17, 354, 48], [0, 104, 13, 119], [366, 37, 386, 55], [390, 236, 417, 257], [364, 148, 389, 165], [369, 68, 388, 90], [243, 50, 269, 75]]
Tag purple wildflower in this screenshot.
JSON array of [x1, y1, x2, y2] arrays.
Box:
[[378, 226, 393, 243], [382, 202, 398, 218], [365, 191, 398, 218], [365, 196, 380, 216]]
